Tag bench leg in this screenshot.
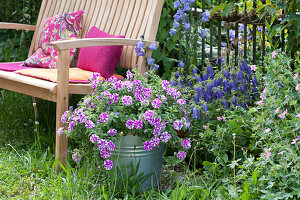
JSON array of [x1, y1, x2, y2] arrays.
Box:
[[55, 95, 69, 170]]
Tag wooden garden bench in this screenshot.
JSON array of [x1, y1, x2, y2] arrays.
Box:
[[0, 0, 163, 169]]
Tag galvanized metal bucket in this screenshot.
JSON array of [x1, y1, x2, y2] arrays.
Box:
[[111, 135, 165, 191]]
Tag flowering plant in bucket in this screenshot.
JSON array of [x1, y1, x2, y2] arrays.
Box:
[[60, 68, 191, 170]]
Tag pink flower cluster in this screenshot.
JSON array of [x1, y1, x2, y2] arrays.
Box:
[[264, 147, 271, 159], [217, 116, 226, 122]]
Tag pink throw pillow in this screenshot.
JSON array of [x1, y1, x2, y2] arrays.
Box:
[[77, 26, 125, 79], [24, 10, 84, 68]]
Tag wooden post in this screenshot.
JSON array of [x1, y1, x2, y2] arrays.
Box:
[[55, 49, 70, 171]]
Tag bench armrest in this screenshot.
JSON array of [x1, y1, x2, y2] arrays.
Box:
[[51, 38, 157, 50], [0, 22, 36, 31]]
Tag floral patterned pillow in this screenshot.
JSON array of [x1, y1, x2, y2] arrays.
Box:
[[24, 10, 84, 68]]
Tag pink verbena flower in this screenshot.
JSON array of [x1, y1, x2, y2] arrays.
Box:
[[107, 129, 117, 136], [122, 95, 133, 106], [262, 87, 267, 94], [141, 99, 149, 107], [278, 151, 285, 155], [100, 148, 111, 159], [103, 159, 113, 170], [275, 107, 280, 114], [89, 72, 101, 82], [279, 109, 288, 119], [144, 141, 154, 151], [106, 141, 116, 151], [144, 110, 155, 120], [68, 121, 76, 131], [161, 80, 170, 90], [152, 98, 162, 109], [160, 95, 167, 102], [293, 73, 298, 80], [108, 76, 117, 83], [90, 134, 100, 143], [217, 116, 222, 121], [177, 99, 186, 105], [56, 127, 64, 136], [91, 80, 99, 89], [125, 118, 134, 129], [271, 51, 277, 58], [181, 139, 191, 149], [143, 88, 152, 99], [291, 139, 298, 145], [72, 152, 82, 163], [203, 125, 207, 130], [97, 139, 108, 149], [256, 100, 264, 107], [264, 147, 272, 159], [222, 116, 226, 122], [85, 119, 95, 129], [114, 80, 123, 90], [250, 65, 257, 71], [296, 84, 300, 91], [173, 120, 183, 131], [264, 128, 271, 133], [177, 151, 187, 159], [61, 111, 69, 123], [160, 132, 171, 143], [151, 137, 160, 147], [134, 120, 143, 129], [296, 113, 300, 118], [99, 112, 109, 123]]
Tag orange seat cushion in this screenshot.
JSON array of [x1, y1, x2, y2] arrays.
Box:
[[15, 67, 124, 83]]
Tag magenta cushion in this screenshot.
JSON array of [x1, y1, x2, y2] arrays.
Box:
[[77, 26, 125, 79], [23, 10, 84, 68], [0, 62, 32, 72]]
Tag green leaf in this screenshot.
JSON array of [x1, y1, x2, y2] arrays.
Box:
[[252, 170, 258, 185], [210, 3, 227, 16], [222, 3, 235, 17]]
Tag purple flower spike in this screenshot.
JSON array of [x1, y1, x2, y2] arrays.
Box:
[[152, 98, 162, 109], [61, 111, 69, 123], [103, 159, 113, 170], [144, 141, 154, 151], [72, 152, 82, 163], [173, 120, 183, 131], [177, 151, 187, 159], [178, 61, 185, 68], [107, 129, 117, 136]]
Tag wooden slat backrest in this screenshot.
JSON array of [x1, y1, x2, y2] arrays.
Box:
[[28, 0, 163, 69]]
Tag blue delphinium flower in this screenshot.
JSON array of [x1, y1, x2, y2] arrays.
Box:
[[221, 42, 227, 47], [147, 56, 155, 65], [174, 0, 181, 8], [222, 99, 229, 108], [183, 3, 190, 11], [196, 75, 202, 83], [201, 10, 211, 22], [194, 93, 199, 104], [203, 104, 208, 113], [184, 22, 191, 30], [175, 72, 180, 79], [200, 29, 206, 38], [217, 89, 224, 99], [173, 21, 180, 28], [150, 64, 160, 71], [178, 61, 185, 68], [148, 42, 157, 50], [216, 56, 225, 65], [237, 71, 244, 82], [230, 80, 237, 91], [193, 68, 198, 74], [196, 87, 204, 97], [223, 70, 230, 79], [223, 79, 231, 93], [232, 97, 237, 106], [179, 80, 184, 88], [170, 29, 176, 36], [240, 84, 246, 93], [170, 80, 177, 86], [252, 76, 258, 86], [202, 73, 208, 81], [207, 66, 215, 79]]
